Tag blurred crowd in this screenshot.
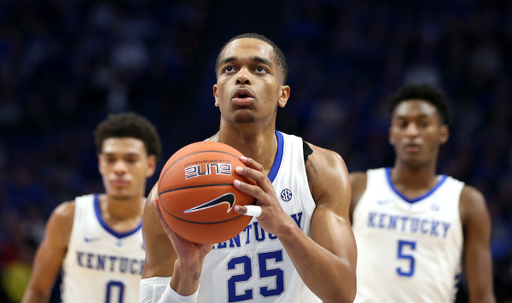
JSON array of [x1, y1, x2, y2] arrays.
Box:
[[0, 0, 510, 302]]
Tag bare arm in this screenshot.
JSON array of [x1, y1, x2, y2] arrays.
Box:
[[460, 186, 496, 303], [235, 145, 357, 303], [141, 183, 212, 297], [348, 172, 367, 224], [21, 202, 74, 303]]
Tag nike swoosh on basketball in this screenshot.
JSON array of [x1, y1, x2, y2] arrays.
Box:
[[184, 193, 236, 213], [84, 237, 101, 242]]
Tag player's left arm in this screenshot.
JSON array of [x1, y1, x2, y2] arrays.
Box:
[[460, 185, 496, 303]]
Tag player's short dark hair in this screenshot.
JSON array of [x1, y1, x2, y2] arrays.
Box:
[[94, 112, 162, 159], [215, 33, 288, 84], [387, 83, 451, 126]]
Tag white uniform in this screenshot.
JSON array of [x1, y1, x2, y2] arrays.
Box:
[[62, 194, 145, 303], [353, 168, 464, 303], [195, 131, 321, 303]]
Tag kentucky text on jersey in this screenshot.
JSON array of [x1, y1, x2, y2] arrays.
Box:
[[212, 212, 303, 249], [75, 251, 144, 275], [366, 211, 451, 238]]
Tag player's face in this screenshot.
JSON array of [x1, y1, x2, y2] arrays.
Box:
[[213, 38, 290, 125], [389, 100, 449, 169], [98, 138, 156, 200]]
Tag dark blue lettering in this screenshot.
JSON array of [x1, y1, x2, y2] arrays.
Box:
[[291, 212, 303, 230], [368, 212, 377, 227], [76, 252, 84, 267], [130, 259, 138, 274], [97, 255, 105, 270], [442, 223, 451, 238], [229, 235, 241, 248], [400, 217, 409, 231], [86, 253, 94, 269], [217, 241, 227, 249], [244, 225, 252, 244], [109, 256, 117, 272], [411, 218, 419, 233], [253, 222, 266, 242], [430, 221, 439, 236], [268, 233, 278, 239], [378, 213, 387, 228], [119, 258, 128, 273], [421, 220, 429, 234], [388, 215, 398, 230]]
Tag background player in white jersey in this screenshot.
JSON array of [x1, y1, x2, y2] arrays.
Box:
[[22, 112, 162, 303], [139, 33, 357, 303], [350, 83, 495, 302]]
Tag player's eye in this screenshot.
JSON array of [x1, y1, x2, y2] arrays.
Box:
[[255, 66, 267, 73], [105, 157, 115, 163], [222, 66, 235, 73], [126, 158, 137, 164]]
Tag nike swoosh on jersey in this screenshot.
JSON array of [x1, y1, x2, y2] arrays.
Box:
[[184, 193, 236, 213], [84, 237, 101, 242], [377, 200, 393, 204]]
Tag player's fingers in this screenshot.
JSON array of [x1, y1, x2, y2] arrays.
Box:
[[233, 179, 267, 201], [235, 165, 270, 189], [234, 205, 262, 217], [239, 156, 264, 172]]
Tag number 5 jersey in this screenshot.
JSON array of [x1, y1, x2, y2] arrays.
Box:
[[352, 168, 464, 303], [62, 194, 145, 303]]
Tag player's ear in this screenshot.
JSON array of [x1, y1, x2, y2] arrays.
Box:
[[440, 125, 449, 144], [213, 84, 219, 107], [146, 155, 157, 177], [388, 126, 395, 145], [278, 85, 290, 108]]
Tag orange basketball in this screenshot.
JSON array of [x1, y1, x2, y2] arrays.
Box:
[[157, 141, 256, 244]]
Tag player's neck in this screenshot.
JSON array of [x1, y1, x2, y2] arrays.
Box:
[[391, 161, 439, 192], [213, 124, 278, 175], [99, 194, 145, 225]]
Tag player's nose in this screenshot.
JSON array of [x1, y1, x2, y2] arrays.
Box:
[[405, 123, 419, 137], [113, 160, 128, 174], [236, 67, 251, 85]]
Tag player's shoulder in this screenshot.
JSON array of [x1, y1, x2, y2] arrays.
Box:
[[51, 200, 76, 221], [45, 200, 76, 247], [459, 185, 489, 225], [305, 141, 346, 172]]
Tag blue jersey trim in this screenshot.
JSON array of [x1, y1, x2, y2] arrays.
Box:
[[94, 194, 142, 239], [385, 167, 448, 203], [267, 131, 284, 183]]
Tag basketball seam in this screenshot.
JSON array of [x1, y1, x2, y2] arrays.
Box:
[[158, 183, 234, 195]]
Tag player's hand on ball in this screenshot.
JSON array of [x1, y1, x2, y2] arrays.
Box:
[[154, 198, 212, 264], [233, 156, 296, 237]]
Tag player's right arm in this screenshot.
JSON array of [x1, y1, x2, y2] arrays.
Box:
[[140, 184, 212, 302], [348, 172, 367, 223], [459, 186, 496, 303], [21, 201, 75, 303]]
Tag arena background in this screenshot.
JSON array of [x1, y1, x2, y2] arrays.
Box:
[[0, 0, 511, 302]]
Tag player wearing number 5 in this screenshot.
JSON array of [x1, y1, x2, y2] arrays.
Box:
[[22, 113, 162, 303], [349, 84, 495, 302], [139, 33, 357, 303]]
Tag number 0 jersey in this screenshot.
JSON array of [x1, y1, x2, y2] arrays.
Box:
[[352, 168, 464, 303], [62, 194, 145, 303], [196, 131, 322, 303]]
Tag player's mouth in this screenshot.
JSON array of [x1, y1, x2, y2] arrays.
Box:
[[232, 88, 255, 105], [112, 179, 128, 187], [404, 143, 421, 153]]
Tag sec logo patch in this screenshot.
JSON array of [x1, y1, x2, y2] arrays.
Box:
[[280, 188, 292, 202]]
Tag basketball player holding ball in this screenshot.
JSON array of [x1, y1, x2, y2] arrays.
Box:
[[140, 33, 357, 303], [22, 113, 162, 303], [349, 84, 495, 302]]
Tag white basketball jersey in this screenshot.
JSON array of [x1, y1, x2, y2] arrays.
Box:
[[353, 168, 464, 303], [197, 131, 321, 303], [62, 194, 145, 303]]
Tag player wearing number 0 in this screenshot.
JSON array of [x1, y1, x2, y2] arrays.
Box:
[[22, 113, 161, 303], [350, 83, 495, 302], [139, 33, 357, 303]]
